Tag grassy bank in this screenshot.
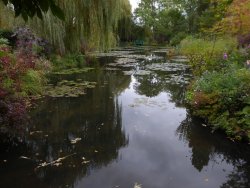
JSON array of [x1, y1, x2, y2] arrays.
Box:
[[180, 36, 250, 141]]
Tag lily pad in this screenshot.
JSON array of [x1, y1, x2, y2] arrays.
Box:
[[44, 80, 97, 98], [146, 63, 189, 72], [53, 67, 94, 75], [134, 70, 152, 76]]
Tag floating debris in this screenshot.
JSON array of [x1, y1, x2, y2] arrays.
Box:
[[35, 153, 76, 169], [134, 183, 142, 188], [82, 160, 90, 164], [19, 156, 31, 160], [30, 131, 43, 135], [70, 138, 82, 144]]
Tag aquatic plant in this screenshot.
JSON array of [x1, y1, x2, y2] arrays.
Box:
[[44, 80, 97, 98]]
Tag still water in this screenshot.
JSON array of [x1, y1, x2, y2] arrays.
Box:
[[0, 47, 249, 188]]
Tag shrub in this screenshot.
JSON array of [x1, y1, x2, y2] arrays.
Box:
[[170, 32, 187, 46], [51, 53, 87, 71], [180, 36, 238, 76], [187, 65, 250, 141], [0, 31, 51, 128], [13, 27, 52, 58]]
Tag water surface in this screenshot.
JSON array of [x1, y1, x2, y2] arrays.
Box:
[[0, 47, 249, 188]]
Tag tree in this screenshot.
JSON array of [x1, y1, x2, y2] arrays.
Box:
[[134, 0, 158, 41], [1, 0, 64, 20], [213, 0, 250, 36]]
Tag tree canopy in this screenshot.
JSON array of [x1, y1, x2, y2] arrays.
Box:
[[1, 0, 64, 20]]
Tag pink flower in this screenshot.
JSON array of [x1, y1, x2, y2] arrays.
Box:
[[223, 52, 228, 60]]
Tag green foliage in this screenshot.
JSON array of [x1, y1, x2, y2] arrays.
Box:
[[51, 54, 87, 71], [2, 77, 14, 90], [0, 0, 131, 53], [180, 36, 237, 76], [170, 32, 187, 46], [20, 70, 45, 95], [1, 0, 64, 20], [187, 66, 250, 141], [0, 37, 8, 45]]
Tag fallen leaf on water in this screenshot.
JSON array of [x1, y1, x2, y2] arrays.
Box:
[[53, 162, 62, 167], [20, 156, 31, 160], [30, 131, 43, 135], [70, 138, 82, 144], [134, 183, 142, 188], [35, 153, 76, 170], [82, 160, 90, 164]]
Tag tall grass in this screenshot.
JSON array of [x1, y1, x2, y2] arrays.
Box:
[[180, 36, 237, 76], [20, 70, 46, 96]]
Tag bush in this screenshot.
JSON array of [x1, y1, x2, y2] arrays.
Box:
[[51, 53, 86, 71], [0, 31, 51, 128], [170, 32, 187, 46], [186, 65, 250, 141], [180, 36, 237, 76], [13, 27, 52, 58]]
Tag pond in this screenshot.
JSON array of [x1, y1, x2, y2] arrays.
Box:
[[0, 47, 250, 188]]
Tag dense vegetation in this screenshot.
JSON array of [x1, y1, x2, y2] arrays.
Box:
[[0, 0, 250, 141], [0, 0, 131, 53], [0, 0, 131, 128], [179, 0, 250, 141], [0, 28, 51, 127]]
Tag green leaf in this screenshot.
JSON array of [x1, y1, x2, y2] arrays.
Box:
[[242, 106, 250, 115]]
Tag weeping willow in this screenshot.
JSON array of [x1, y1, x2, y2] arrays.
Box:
[[0, 0, 131, 53]]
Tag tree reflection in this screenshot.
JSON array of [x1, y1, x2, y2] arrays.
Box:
[[133, 71, 189, 107], [176, 114, 250, 187], [0, 69, 130, 188]]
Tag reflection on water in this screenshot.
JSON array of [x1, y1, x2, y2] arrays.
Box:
[[177, 115, 250, 187], [0, 47, 249, 188]]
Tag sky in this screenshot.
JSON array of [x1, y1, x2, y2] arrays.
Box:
[[129, 0, 140, 11]]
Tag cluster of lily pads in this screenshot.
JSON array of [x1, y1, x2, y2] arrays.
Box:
[[44, 79, 97, 98], [146, 62, 189, 72], [52, 67, 94, 75]]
